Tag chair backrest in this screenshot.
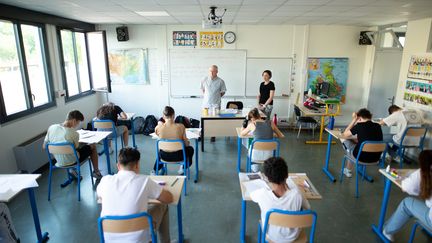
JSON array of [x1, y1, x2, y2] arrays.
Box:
[[98, 212, 156, 243], [398, 126, 428, 148], [293, 105, 301, 118], [157, 139, 185, 152], [93, 120, 116, 130], [262, 209, 317, 243], [226, 101, 243, 110], [355, 141, 387, 163], [46, 142, 80, 167], [251, 140, 279, 152]]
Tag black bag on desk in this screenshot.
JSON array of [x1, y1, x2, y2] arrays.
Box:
[[190, 118, 200, 128], [143, 115, 158, 135]]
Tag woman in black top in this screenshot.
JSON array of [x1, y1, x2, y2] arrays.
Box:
[[258, 70, 275, 118]]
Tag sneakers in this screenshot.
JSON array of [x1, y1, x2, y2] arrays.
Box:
[[343, 168, 352, 178], [177, 166, 184, 175], [68, 169, 82, 181], [92, 170, 103, 180], [383, 229, 394, 242], [251, 164, 260, 173]]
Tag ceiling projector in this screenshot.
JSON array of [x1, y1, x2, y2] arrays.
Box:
[[202, 6, 226, 29]]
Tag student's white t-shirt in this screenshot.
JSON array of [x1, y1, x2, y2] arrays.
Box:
[[382, 110, 421, 146], [96, 170, 163, 243], [43, 124, 79, 166], [250, 178, 305, 243], [402, 169, 432, 222]]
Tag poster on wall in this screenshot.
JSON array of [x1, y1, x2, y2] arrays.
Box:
[[407, 55, 432, 80], [108, 48, 149, 85], [403, 79, 432, 107], [173, 31, 196, 47], [199, 31, 223, 48], [306, 58, 349, 103], [403, 92, 432, 106]]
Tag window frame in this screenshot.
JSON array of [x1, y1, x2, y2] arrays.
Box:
[[0, 18, 55, 124], [57, 27, 95, 102]]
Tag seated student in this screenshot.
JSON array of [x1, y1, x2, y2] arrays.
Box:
[[153, 106, 194, 175], [96, 102, 129, 147], [341, 108, 383, 178], [379, 105, 424, 160], [251, 157, 311, 243], [382, 150, 432, 242], [241, 108, 283, 172], [43, 110, 102, 179], [97, 148, 173, 243]]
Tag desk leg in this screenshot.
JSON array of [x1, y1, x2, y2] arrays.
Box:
[[177, 198, 184, 243], [131, 117, 136, 148], [201, 118, 204, 152], [27, 188, 49, 243], [328, 116, 335, 130], [322, 132, 336, 182], [240, 199, 246, 243], [194, 139, 199, 183], [104, 138, 112, 175], [237, 137, 241, 173], [372, 178, 392, 242]]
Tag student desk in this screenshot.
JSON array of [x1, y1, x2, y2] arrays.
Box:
[[149, 176, 186, 243], [235, 127, 285, 173], [118, 112, 137, 148], [296, 102, 340, 145], [200, 110, 267, 152], [78, 130, 113, 174], [0, 174, 48, 243], [150, 128, 201, 182], [238, 172, 322, 243], [372, 169, 416, 242], [323, 128, 374, 183]]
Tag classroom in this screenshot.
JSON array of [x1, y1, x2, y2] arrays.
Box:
[[1, 0, 432, 242]]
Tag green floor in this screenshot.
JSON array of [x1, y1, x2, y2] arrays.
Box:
[[7, 130, 430, 242]]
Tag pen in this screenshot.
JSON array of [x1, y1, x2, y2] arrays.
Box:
[[171, 178, 179, 187]]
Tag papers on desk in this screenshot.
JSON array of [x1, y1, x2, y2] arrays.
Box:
[[150, 128, 201, 140], [78, 130, 111, 144], [186, 130, 200, 139], [0, 174, 40, 201], [222, 109, 238, 114]]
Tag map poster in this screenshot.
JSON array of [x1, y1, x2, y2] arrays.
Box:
[[307, 58, 349, 103], [199, 31, 223, 48], [108, 48, 149, 84], [407, 55, 432, 80]]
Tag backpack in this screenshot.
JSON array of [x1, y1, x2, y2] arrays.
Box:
[[190, 118, 200, 128], [143, 115, 158, 135], [175, 115, 191, 128], [133, 116, 145, 134]]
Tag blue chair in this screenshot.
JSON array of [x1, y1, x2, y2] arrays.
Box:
[[156, 139, 190, 195], [258, 209, 318, 243], [45, 142, 94, 201], [339, 141, 387, 198], [409, 220, 432, 243], [98, 211, 156, 243], [247, 139, 280, 172], [93, 119, 124, 159], [393, 126, 428, 168]]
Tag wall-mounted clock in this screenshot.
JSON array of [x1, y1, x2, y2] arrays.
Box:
[[224, 31, 236, 44]]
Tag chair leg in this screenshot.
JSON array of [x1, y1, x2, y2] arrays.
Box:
[[312, 125, 315, 138], [257, 222, 262, 243], [88, 159, 94, 187], [77, 166, 81, 201], [409, 222, 419, 243], [355, 163, 359, 198], [297, 124, 302, 138], [48, 167, 53, 201], [339, 157, 347, 182]]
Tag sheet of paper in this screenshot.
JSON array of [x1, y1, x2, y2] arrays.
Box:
[[0, 174, 40, 201], [186, 130, 200, 139], [242, 179, 270, 198]]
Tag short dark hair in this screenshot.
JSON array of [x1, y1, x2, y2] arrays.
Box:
[[388, 105, 401, 115], [264, 157, 288, 184], [118, 147, 140, 168], [262, 70, 272, 79], [248, 108, 261, 120], [67, 110, 84, 121], [356, 108, 372, 120], [163, 106, 175, 118]]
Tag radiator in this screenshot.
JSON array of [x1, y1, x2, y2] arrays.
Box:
[[13, 132, 47, 173]]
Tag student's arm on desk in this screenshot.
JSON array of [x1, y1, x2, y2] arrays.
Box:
[[157, 190, 173, 204], [240, 123, 254, 136], [271, 122, 284, 138]]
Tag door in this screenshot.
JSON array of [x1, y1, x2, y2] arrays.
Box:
[[367, 50, 402, 118]]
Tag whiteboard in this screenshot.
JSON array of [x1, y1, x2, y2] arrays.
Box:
[[246, 58, 292, 97], [169, 49, 246, 96]]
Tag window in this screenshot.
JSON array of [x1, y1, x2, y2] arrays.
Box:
[[0, 20, 54, 123], [58, 29, 111, 100]]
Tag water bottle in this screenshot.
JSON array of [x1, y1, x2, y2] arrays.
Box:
[[308, 88, 312, 96], [273, 114, 278, 126]]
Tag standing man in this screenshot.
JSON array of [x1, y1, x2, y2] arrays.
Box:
[[201, 64, 227, 142]]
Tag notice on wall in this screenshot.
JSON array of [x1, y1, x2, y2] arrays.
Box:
[[173, 31, 196, 47], [199, 31, 223, 48], [404, 54, 432, 108], [407, 55, 432, 80]]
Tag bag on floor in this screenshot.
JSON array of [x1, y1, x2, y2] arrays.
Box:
[[0, 203, 19, 243], [175, 115, 191, 128], [132, 116, 145, 134], [143, 115, 158, 135]]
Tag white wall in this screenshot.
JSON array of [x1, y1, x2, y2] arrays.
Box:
[[100, 24, 370, 126], [0, 25, 103, 173]]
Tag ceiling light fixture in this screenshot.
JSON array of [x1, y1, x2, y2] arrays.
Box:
[[135, 11, 170, 17], [202, 6, 226, 29]]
